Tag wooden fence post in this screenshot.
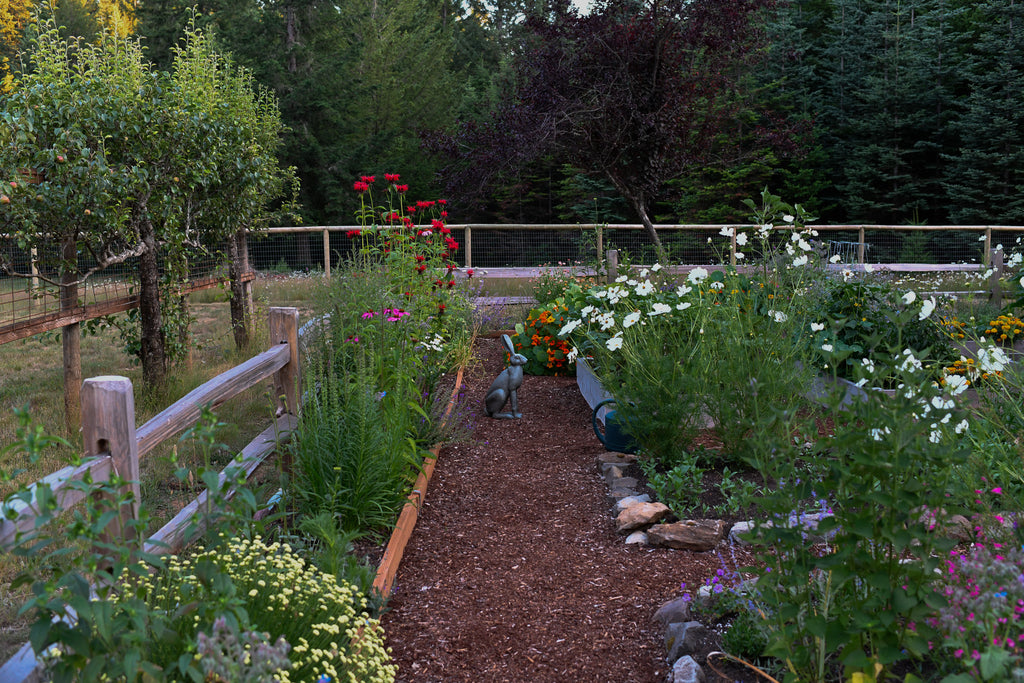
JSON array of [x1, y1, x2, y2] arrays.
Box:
[[606, 249, 619, 284], [322, 228, 331, 278], [989, 248, 1004, 306], [464, 226, 472, 269], [269, 307, 300, 417], [81, 376, 140, 548], [857, 226, 866, 264]]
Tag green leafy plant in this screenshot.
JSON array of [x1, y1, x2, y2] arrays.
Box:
[[511, 301, 575, 375]]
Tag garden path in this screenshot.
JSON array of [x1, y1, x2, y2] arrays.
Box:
[[380, 337, 738, 682]]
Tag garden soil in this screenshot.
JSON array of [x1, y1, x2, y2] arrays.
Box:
[[381, 337, 755, 683]]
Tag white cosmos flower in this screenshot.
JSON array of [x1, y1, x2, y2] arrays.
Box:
[[870, 427, 891, 441], [1007, 252, 1021, 267], [650, 303, 672, 316], [736, 233, 748, 246], [842, 269, 854, 282], [580, 305, 595, 317], [651, 263, 663, 272], [606, 333, 624, 351], [735, 252, 745, 260], [864, 264, 875, 273], [919, 297, 936, 320], [720, 227, 735, 237], [623, 311, 642, 328], [902, 291, 917, 305], [639, 268, 649, 278], [899, 349, 923, 373], [929, 426, 942, 444], [615, 275, 629, 283], [798, 239, 812, 252], [567, 346, 579, 362], [977, 342, 1009, 373], [635, 280, 655, 296], [769, 310, 788, 323], [792, 255, 809, 267], [954, 419, 969, 434], [676, 302, 692, 311], [592, 289, 607, 299], [855, 378, 868, 387], [862, 358, 876, 374], [931, 396, 954, 411], [821, 343, 834, 352], [676, 284, 693, 297], [558, 319, 582, 336], [1019, 275, 1024, 289], [710, 281, 725, 291], [688, 267, 709, 284], [757, 224, 773, 239], [783, 214, 795, 223], [979, 234, 988, 241], [944, 373, 968, 396], [785, 244, 796, 256], [829, 254, 842, 263], [597, 312, 616, 331], [810, 322, 825, 332]]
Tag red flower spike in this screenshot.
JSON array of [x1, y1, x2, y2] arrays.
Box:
[[447, 280, 455, 288], [467, 269, 474, 278], [416, 265, 427, 273], [361, 175, 375, 183], [438, 199, 447, 205], [353, 181, 369, 193], [385, 173, 400, 182], [415, 255, 425, 262], [440, 211, 448, 218], [431, 219, 445, 229], [346, 230, 361, 238], [438, 303, 446, 313], [397, 184, 409, 193], [407, 206, 416, 213]]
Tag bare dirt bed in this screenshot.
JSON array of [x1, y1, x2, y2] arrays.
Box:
[[381, 337, 753, 682]]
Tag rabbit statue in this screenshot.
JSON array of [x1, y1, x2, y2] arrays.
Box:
[[484, 334, 527, 419]]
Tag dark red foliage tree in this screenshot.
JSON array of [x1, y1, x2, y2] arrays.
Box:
[[436, 0, 777, 255]]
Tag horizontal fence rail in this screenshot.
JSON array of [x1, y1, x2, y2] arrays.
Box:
[[255, 224, 1024, 273]]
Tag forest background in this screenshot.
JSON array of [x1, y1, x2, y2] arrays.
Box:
[[2, 0, 1022, 231]]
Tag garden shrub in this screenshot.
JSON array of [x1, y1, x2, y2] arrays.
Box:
[[115, 535, 396, 683]]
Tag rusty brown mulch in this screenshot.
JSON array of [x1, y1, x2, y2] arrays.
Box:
[[380, 337, 750, 683]]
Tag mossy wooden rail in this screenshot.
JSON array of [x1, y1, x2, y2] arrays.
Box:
[[0, 306, 301, 682]]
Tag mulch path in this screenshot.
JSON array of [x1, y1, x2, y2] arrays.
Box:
[[380, 337, 751, 682]]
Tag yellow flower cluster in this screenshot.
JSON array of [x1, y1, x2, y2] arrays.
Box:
[[939, 315, 967, 340], [942, 358, 1001, 386], [984, 314, 1024, 345], [116, 535, 396, 683]]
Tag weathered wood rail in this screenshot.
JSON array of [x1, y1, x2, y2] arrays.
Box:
[[0, 306, 301, 682]]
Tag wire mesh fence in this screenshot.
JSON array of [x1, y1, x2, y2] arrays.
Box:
[[3, 223, 1022, 345], [254, 224, 1024, 273]]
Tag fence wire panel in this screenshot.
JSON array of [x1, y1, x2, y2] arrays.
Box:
[[1, 232, 235, 342], [857, 228, 984, 264], [467, 227, 587, 268]]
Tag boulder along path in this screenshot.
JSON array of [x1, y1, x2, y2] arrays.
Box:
[[380, 337, 732, 682]]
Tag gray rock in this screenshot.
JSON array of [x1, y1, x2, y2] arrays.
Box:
[[728, 520, 756, 546], [595, 451, 637, 467], [609, 476, 639, 492], [652, 596, 692, 628], [615, 494, 651, 513], [604, 465, 624, 486], [624, 531, 648, 545], [616, 502, 672, 533], [669, 655, 705, 683], [665, 621, 710, 664], [648, 520, 726, 551]]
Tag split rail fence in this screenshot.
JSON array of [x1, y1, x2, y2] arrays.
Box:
[[0, 307, 301, 683]]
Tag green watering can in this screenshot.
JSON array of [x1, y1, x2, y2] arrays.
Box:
[[592, 398, 639, 454]]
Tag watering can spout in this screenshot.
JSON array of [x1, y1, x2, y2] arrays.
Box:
[[592, 398, 638, 454]]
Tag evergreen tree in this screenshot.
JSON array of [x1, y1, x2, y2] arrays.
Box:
[[944, 0, 1024, 224]]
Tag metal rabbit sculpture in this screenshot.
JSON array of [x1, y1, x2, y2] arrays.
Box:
[[484, 334, 527, 419]]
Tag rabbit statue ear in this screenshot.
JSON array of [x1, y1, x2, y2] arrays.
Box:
[[501, 334, 515, 353]]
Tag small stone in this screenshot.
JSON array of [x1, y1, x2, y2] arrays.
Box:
[[648, 520, 726, 551], [616, 501, 672, 533], [665, 621, 710, 663], [609, 476, 639, 492], [669, 655, 706, 683], [728, 520, 757, 546], [615, 494, 651, 513], [604, 466, 624, 486], [595, 451, 637, 467], [943, 514, 974, 543], [652, 596, 692, 628], [625, 531, 648, 545]]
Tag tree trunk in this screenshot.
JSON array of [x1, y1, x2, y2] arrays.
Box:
[[61, 236, 81, 435], [138, 216, 166, 387], [227, 229, 252, 350]]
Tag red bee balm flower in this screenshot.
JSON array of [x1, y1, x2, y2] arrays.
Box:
[[385, 173, 400, 182], [414, 255, 425, 262], [438, 303, 446, 314], [353, 181, 369, 193], [467, 269, 474, 278], [396, 184, 409, 193], [360, 175, 375, 183]]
